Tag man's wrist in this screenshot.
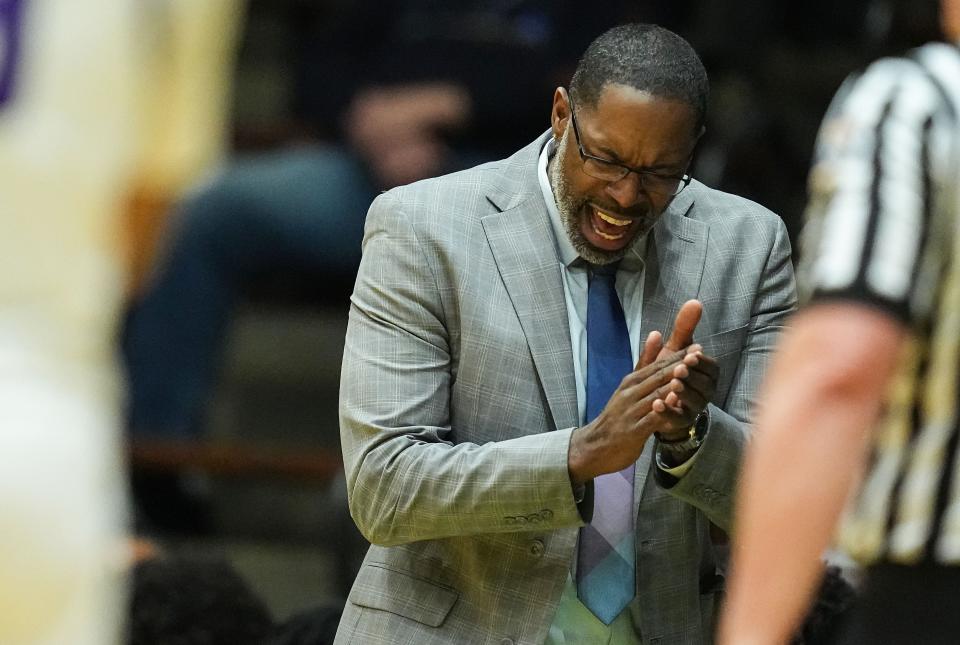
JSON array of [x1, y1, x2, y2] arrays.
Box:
[[567, 424, 593, 486], [656, 427, 694, 443], [655, 408, 709, 464]]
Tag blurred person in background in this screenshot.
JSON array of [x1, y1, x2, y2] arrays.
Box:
[[0, 1, 240, 643], [129, 547, 345, 645], [718, 0, 960, 643], [129, 555, 275, 645]]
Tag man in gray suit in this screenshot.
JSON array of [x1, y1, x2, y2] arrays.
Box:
[[337, 24, 796, 645]]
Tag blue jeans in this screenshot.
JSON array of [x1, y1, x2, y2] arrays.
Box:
[[123, 145, 375, 437]]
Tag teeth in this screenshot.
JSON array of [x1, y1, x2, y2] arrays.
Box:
[[596, 209, 631, 226], [591, 221, 625, 240]]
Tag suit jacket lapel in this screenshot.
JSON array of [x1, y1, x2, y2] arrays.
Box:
[[635, 186, 709, 506], [481, 135, 579, 433], [639, 188, 708, 345]]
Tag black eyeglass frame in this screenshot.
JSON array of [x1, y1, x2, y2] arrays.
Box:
[[566, 94, 693, 197]]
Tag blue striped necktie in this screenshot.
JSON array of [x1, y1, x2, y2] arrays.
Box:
[[576, 262, 636, 624]]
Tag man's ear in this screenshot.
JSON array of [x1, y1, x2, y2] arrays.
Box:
[[551, 87, 570, 140]]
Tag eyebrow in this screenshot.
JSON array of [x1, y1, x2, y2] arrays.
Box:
[[592, 143, 685, 174], [592, 142, 626, 164]]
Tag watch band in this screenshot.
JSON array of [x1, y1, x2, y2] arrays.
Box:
[[656, 408, 708, 456]]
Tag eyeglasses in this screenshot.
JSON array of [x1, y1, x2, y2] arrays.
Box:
[[566, 95, 692, 197]]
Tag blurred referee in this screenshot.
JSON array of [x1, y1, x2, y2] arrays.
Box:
[[718, 0, 960, 643]]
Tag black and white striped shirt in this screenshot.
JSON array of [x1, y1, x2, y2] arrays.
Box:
[[799, 41, 960, 565]]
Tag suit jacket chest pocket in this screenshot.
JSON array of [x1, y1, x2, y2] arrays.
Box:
[[696, 323, 749, 407]]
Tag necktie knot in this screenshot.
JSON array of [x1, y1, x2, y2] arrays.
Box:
[[589, 262, 619, 280]]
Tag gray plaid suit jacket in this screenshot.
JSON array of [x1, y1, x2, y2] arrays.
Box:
[[336, 132, 797, 645]]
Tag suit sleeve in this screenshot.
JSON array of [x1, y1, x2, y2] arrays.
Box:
[[339, 191, 586, 546], [655, 215, 798, 531]]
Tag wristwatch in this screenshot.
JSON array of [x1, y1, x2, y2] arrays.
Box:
[[656, 408, 708, 458]]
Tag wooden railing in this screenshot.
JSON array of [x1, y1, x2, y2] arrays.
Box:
[[128, 438, 343, 483]]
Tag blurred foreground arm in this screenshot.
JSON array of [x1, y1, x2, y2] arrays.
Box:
[[718, 303, 905, 644]]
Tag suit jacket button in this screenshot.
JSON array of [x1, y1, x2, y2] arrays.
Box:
[[529, 539, 545, 557]]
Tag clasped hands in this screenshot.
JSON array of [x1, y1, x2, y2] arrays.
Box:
[[568, 300, 719, 484]]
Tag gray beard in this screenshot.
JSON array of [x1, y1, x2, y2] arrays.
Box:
[[548, 130, 644, 266]]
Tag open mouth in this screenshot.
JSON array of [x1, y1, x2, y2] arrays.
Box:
[[591, 208, 632, 240], [584, 205, 637, 248]]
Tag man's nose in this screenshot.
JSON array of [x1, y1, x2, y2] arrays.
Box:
[[604, 172, 646, 209]]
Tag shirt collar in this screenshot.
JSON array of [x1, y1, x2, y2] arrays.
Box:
[[536, 137, 647, 272]]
